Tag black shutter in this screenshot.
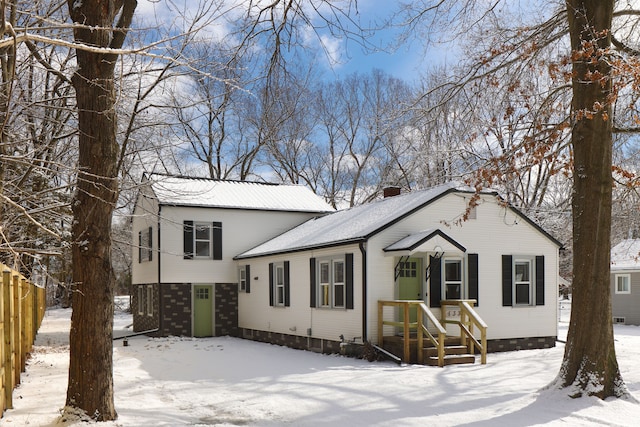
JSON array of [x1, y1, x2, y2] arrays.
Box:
[[535, 256, 545, 306], [212, 221, 222, 260], [269, 263, 274, 306], [148, 226, 153, 261], [138, 231, 142, 263], [245, 265, 251, 293], [429, 256, 442, 307], [284, 261, 290, 307], [310, 258, 316, 308], [183, 221, 194, 259], [468, 253, 479, 306], [346, 253, 354, 309], [502, 255, 513, 306]]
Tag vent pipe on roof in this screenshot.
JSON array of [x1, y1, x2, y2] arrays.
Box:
[[383, 187, 401, 198]]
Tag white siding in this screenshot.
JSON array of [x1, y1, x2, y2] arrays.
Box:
[[365, 193, 559, 342], [238, 244, 363, 342], [159, 205, 322, 284], [131, 189, 159, 285]]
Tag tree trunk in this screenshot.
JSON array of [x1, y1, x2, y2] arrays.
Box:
[[559, 0, 625, 399], [65, 0, 136, 421]]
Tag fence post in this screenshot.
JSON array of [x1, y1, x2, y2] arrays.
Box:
[[1, 270, 6, 414], [2, 269, 13, 412], [20, 278, 28, 373], [13, 275, 21, 386]]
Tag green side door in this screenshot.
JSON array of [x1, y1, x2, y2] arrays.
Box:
[[193, 285, 213, 337], [398, 258, 422, 323]]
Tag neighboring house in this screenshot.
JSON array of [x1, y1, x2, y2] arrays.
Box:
[[132, 175, 563, 362], [611, 239, 640, 325], [131, 173, 335, 337]]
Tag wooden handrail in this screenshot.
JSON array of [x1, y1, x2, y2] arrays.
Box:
[[378, 300, 447, 367], [440, 299, 487, 364]]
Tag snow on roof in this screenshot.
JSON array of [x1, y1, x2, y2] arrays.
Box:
[[147, 174, 335, 213], [611, 239, 640, 270], [236, 182, 470, 259]]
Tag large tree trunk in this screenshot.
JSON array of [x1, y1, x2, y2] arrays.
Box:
[[65, 0, 136, 421], [559, 0, 625, 399]]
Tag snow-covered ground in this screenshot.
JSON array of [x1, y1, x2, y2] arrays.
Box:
[[3, 298, 640, 426]]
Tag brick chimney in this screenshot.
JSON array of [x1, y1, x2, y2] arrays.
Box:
[[383, 186, 401, 198]]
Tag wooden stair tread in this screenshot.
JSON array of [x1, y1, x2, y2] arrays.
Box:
[[426, 354, 476, 366]]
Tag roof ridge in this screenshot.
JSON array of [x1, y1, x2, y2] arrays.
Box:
[[147, 172, 287, 187]]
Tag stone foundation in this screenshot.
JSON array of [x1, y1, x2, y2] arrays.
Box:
[[486, 336, 556, 353], [240, 328, 342, 354]]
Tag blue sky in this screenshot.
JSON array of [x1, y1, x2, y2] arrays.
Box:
[[132, 0, 458, 85], [306, 1, 459, 84]]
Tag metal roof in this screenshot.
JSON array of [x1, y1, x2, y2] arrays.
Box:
[[236, 182, 465, 259], [146, 173, 335, 213]]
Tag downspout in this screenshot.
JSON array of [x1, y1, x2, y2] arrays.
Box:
[[157, 204, 163, 336], [359, 241, 367, 342]]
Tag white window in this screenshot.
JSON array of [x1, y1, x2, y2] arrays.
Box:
[[319, 261, 330, 307], [444, 259, 463, 300], [137, 286, 144, 315], [146, 285, 153, 316], [514, 258, 533, 305], [275, 263, 285, 306], [139, 227, 152, 262], [318, 257, 346, 309], [615, 274, 631, 294], [613, 316, 626, 324], [239, 266, 247, 292], [333, 260, 345, 308], [194, 223, 211, 258]]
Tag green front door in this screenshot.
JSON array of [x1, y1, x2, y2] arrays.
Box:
[[193, 285, 213, 337], [398, 258, 422, 323]]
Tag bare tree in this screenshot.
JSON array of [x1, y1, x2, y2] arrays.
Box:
[[396, 0, 630, 398], [65, 0, 136, 420]]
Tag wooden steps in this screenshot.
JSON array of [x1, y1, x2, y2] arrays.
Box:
[[381, 335, 476, 366], [424, 345, 476, 366]]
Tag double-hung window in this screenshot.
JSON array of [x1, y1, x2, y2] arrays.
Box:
[[184, 221, 222, 260], [138, 227, 152, 263], [269, 261, 289, 307], [275, 263, 285, 306], [444, 259, 462, 300], [319, 261, 330, 307], [318, 258, 346, 309], [311, 254, 353, 309], [514, 258, 533, 305], [502, 255, 544, 307], [194, 223, 211, 258], [615, 274, 631, 294], [333, 260, 345, 308], [239, 265, 248, 292]]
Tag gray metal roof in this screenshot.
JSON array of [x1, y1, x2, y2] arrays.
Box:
[[147, 173, 335, 213], [236, 182, 466, 259]]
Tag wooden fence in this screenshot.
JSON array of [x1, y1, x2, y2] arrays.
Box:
[[0, 263, 46, 416]]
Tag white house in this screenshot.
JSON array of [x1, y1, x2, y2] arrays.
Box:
[[132, 175, 562, 364], [611, 239, 640, 325], [131, 173, 335, 337]]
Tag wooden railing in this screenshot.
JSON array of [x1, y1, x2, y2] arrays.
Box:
[[377, 300, 447, 367], [1, 263, 46, 417], [440, 299, 487, 364]]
